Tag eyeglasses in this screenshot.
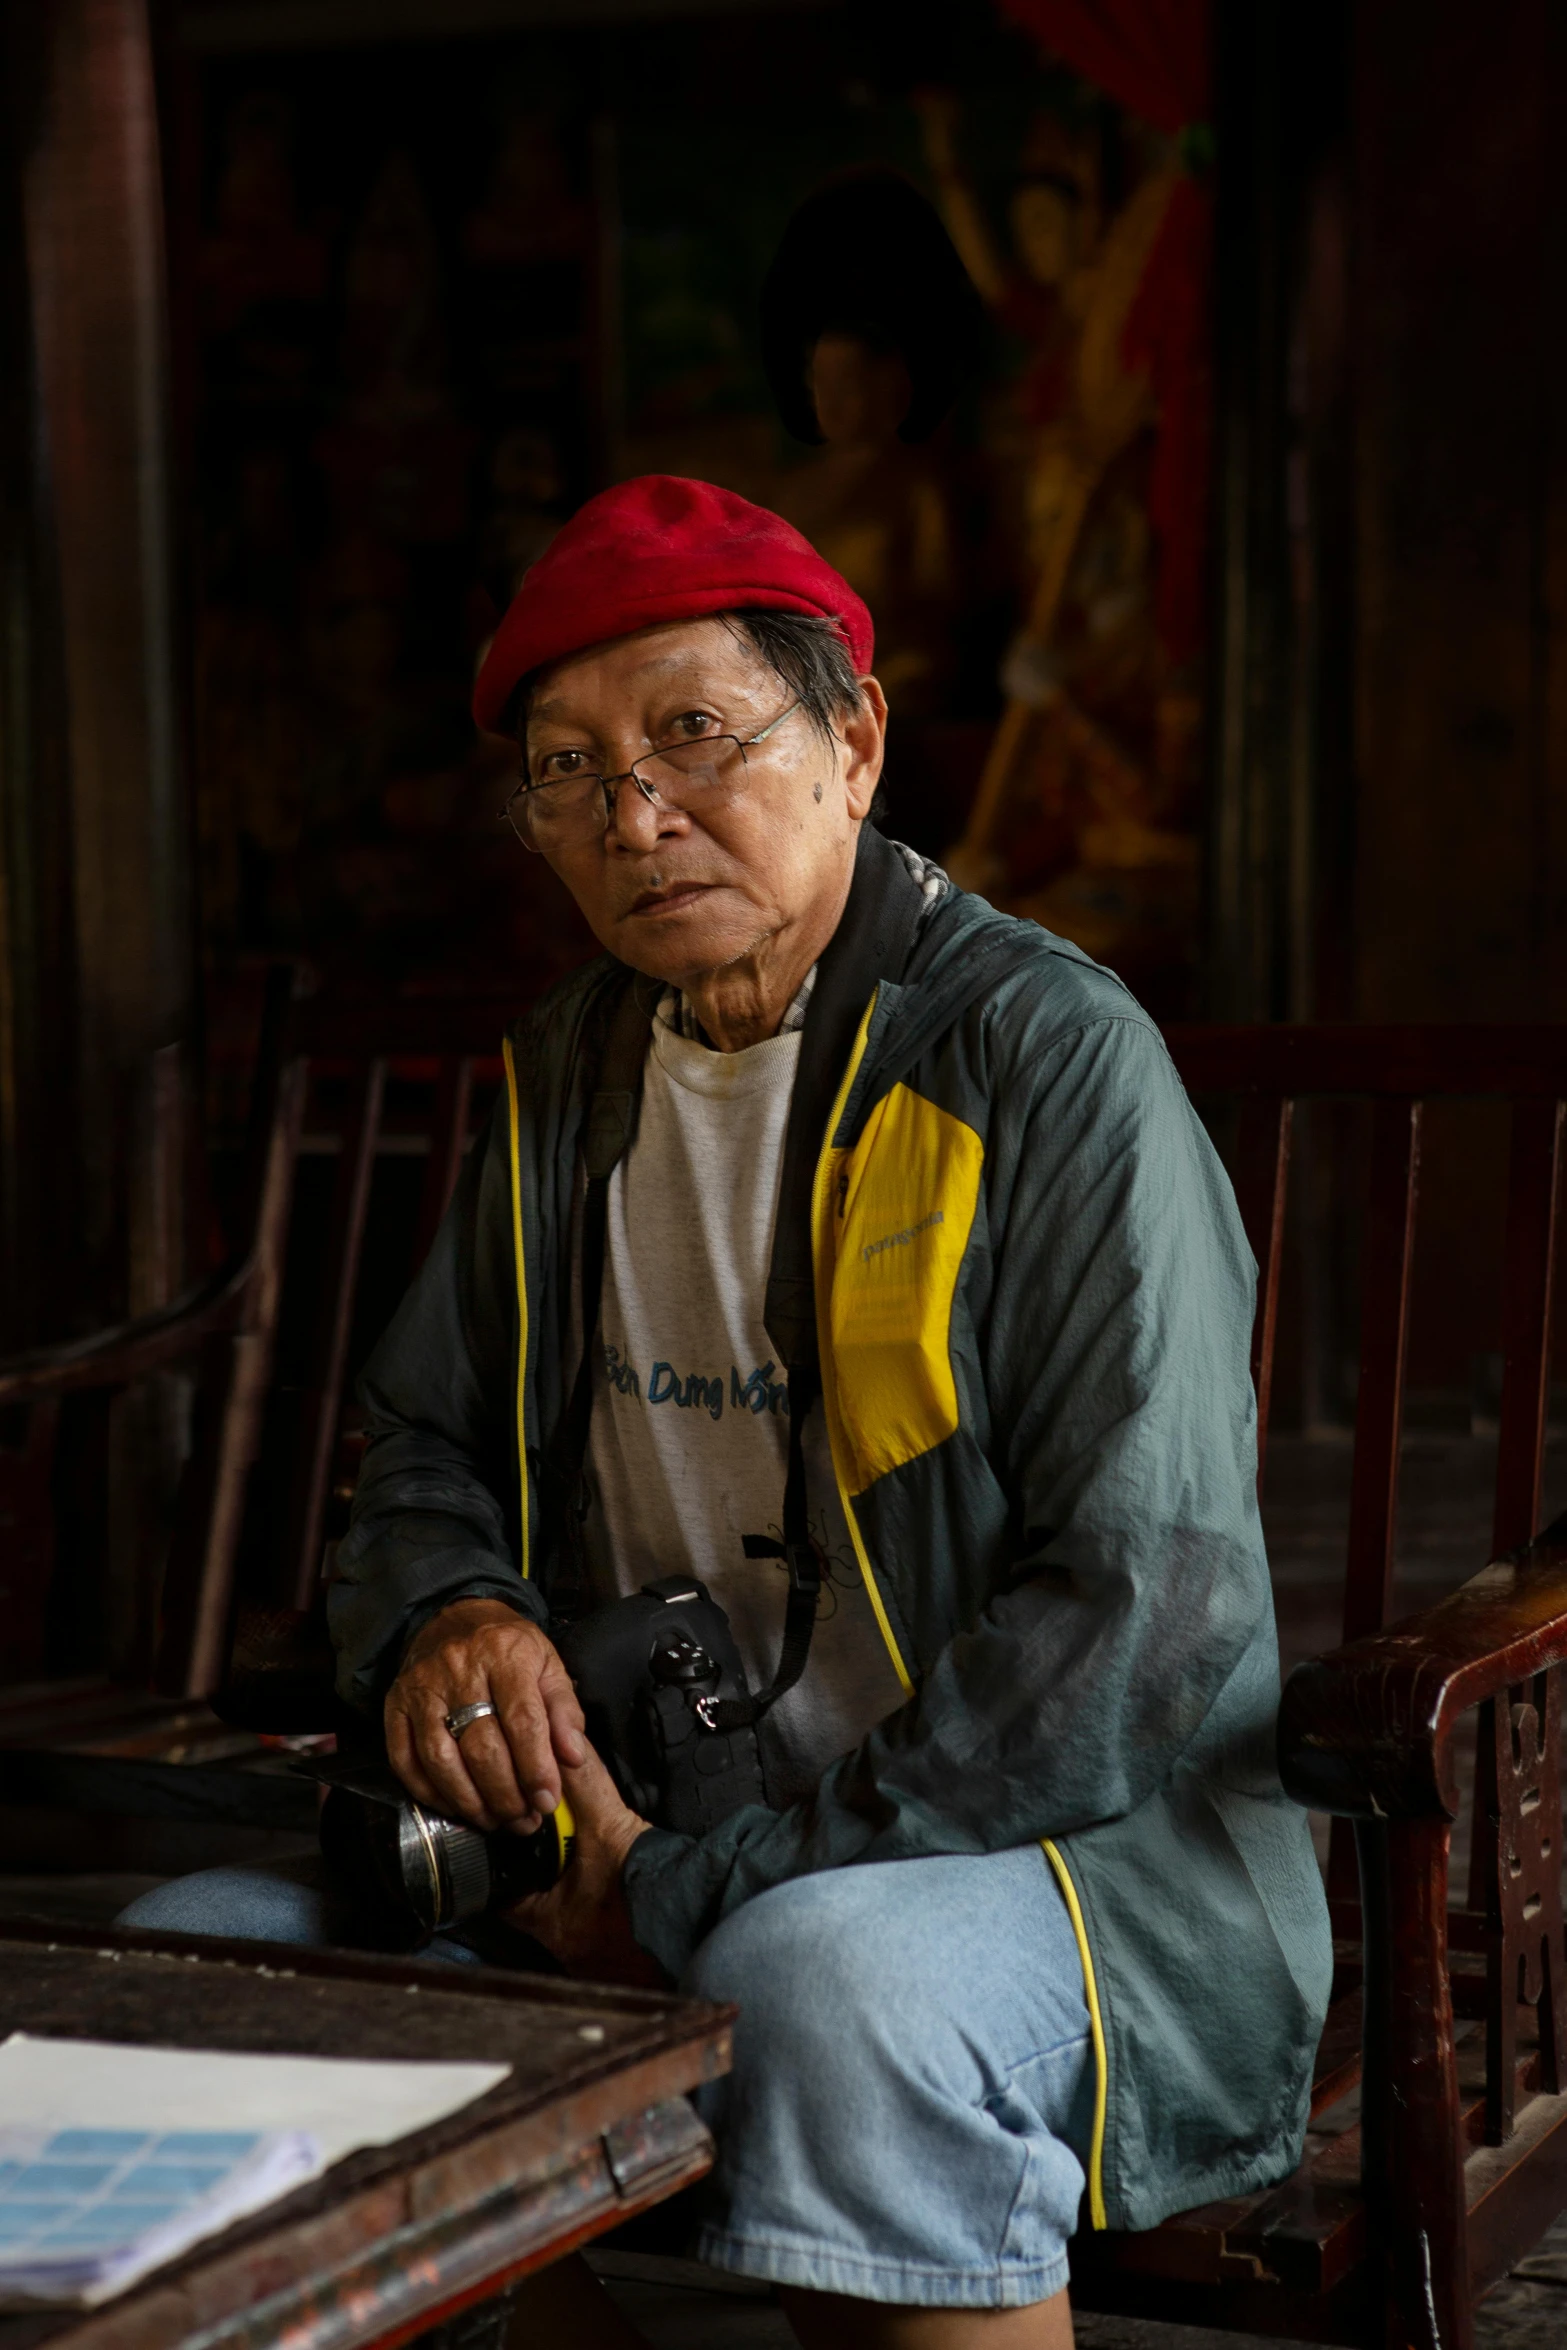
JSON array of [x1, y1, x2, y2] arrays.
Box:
[[503, 701, 805, 853]]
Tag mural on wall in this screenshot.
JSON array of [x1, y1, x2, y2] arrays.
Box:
[[756, 171, 983, 726], [922, 89, 1203, 999], [185, 6, 1209, 1015]]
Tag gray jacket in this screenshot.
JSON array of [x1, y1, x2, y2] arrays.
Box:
[[331, 830, 1333, 2235]]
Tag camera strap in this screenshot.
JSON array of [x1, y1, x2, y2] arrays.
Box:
[[705, 1366, 820, 1730], [540, 980, 655, 1613], [548, 831, 1020, 1723], [695, 832, 926, 1727]]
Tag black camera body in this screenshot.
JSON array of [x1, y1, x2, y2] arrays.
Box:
[[312, 1574, 767, 1949], [554, 1572, 767, 1838]]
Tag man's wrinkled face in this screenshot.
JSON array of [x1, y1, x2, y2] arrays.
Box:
[[518, 619, 882, 988]]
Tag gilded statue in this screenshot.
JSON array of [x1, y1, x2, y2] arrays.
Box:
[[917, 95, 1198, 990], [775, 326, 959, 718]]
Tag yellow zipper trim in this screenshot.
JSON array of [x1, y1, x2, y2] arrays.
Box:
[[804, 998, 1109, 2228], [810, 989, 913, 1697], [1042, 1838, 1109, 2228], [502, 1036, 531, 1581]]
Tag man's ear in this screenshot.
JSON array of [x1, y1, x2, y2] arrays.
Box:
[[842, 675, 887, 822]]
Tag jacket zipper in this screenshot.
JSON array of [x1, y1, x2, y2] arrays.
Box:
[[502, 1036, 531, 1582], [810, 991, 913, 1700], [811, 992, 1110, 2232], [1042, 1841, 1110, 2228], [510, 993, 1112, 2229]]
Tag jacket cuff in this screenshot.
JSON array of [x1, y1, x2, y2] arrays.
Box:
[[620, 1826, 708, 1982], [398, 1579, 544, 1661], [327, 1548, 548, 1714]]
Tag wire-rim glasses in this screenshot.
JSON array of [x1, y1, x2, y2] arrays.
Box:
[[502, 700, 804, 853]]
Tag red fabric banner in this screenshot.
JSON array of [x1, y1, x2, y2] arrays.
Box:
[[997, 0, 1206, 130]]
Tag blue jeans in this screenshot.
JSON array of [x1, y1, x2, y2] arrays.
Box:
[[119, 1845, 1092, 2308]]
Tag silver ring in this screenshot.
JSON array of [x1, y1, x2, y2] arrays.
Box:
[[444, 1700, 497, 1741]]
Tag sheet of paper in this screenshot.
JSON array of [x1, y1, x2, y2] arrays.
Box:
[[0, 2033, 508, 2171], [0, 2031, 510, 2304]]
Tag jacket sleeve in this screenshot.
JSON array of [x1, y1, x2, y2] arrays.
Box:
[[328, 1093, 546, 1713], [623, 1015, 1272, 1979]]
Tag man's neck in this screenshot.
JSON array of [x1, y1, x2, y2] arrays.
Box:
[[681, 947, 818, 1052], [678, 863, 855, 1053]]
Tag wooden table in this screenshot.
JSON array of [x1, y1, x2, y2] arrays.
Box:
[[0, 1919, 733, 2350]]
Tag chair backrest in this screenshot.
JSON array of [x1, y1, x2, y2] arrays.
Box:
[[155, 981, 528, 1696], [1165, 1026, 1567, 1597], [16, 1014, 1564, 1725], [1163, 1024, 1567, 1908], [259, 991, 520, 1607], [0, 973, 528, 1702], [240, 1013, 1567, 1674]]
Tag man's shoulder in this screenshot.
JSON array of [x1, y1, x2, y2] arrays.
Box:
[[914, 891, 1166, 1071], [506, 953, 632, 1065]]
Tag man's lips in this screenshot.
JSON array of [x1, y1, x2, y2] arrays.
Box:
[[626, 882, 717, 917]]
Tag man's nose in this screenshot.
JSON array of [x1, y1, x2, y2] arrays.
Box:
[[606, 773, 686, 852]]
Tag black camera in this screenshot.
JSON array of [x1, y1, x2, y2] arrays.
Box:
[[310, 1575, 768, 1950]]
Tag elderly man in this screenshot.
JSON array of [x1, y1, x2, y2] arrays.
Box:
[[127, 478, 1330, 2348]]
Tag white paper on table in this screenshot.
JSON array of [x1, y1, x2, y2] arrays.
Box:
[[0, 2032, 510, 2307], [0, 2033, 508, 2166]]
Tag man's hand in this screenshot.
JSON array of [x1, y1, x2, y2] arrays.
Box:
[[507, 1745, 663, 1987], [386, 1597, 586, 1836]]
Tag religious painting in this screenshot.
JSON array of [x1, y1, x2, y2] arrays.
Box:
[[920, 86, 1206, 1013], [613, 13, 1211, 1011], [181, 5, 1210, 1017]]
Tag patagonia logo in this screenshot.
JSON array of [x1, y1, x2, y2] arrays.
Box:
[[860, 1208, 944, 1265]]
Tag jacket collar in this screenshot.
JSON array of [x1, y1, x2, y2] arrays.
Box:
[[576, 825, 941, 1374], [765, 826, 930, 1370]]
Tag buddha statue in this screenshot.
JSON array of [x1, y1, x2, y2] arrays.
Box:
[[917, 93, 1198, 1001], [776, 325, 959, 718]]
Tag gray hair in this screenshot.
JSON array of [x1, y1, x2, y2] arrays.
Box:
[[510, 607, 864, 742], [719, 608, 864, 743]]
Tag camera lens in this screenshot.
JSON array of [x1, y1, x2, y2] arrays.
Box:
[[426, 1815, 494, 1927], [319, 1781, 567, 1949]]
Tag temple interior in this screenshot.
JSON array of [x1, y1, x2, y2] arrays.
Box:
[[3, 4, 1567, 2347]]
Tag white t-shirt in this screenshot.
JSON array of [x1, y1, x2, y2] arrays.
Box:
[[582, 1002, 907, 1807]]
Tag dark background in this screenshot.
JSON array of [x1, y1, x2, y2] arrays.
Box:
[[3, 0, 1567, 1432]]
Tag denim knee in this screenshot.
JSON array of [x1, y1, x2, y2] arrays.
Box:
[[116, 1857, 339, 1946], [686, 1869, 909, 2076], [116, 1860, 499, 1967], [680, 1850, 1095, 2306]]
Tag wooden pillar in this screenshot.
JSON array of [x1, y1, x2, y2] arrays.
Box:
[[1208, 0, 1292, 1022], [0, 15, 78, 1351], [1, 0, 191, 1341], [1352, 0, 1565, 1026], [1206, 0, 1355, 1026]]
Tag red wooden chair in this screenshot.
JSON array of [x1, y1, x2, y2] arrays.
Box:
[[1069, 1027, 1567, 2350], [7, 1008, 1567, 2348], [0, 973, 518, 1841]]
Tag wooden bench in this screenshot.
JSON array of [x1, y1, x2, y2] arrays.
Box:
[[0, 971, 519, 1843], [1068, 1027, 1567, 2350]]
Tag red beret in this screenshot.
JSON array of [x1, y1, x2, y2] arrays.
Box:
[[472, 474, 874, 734]]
